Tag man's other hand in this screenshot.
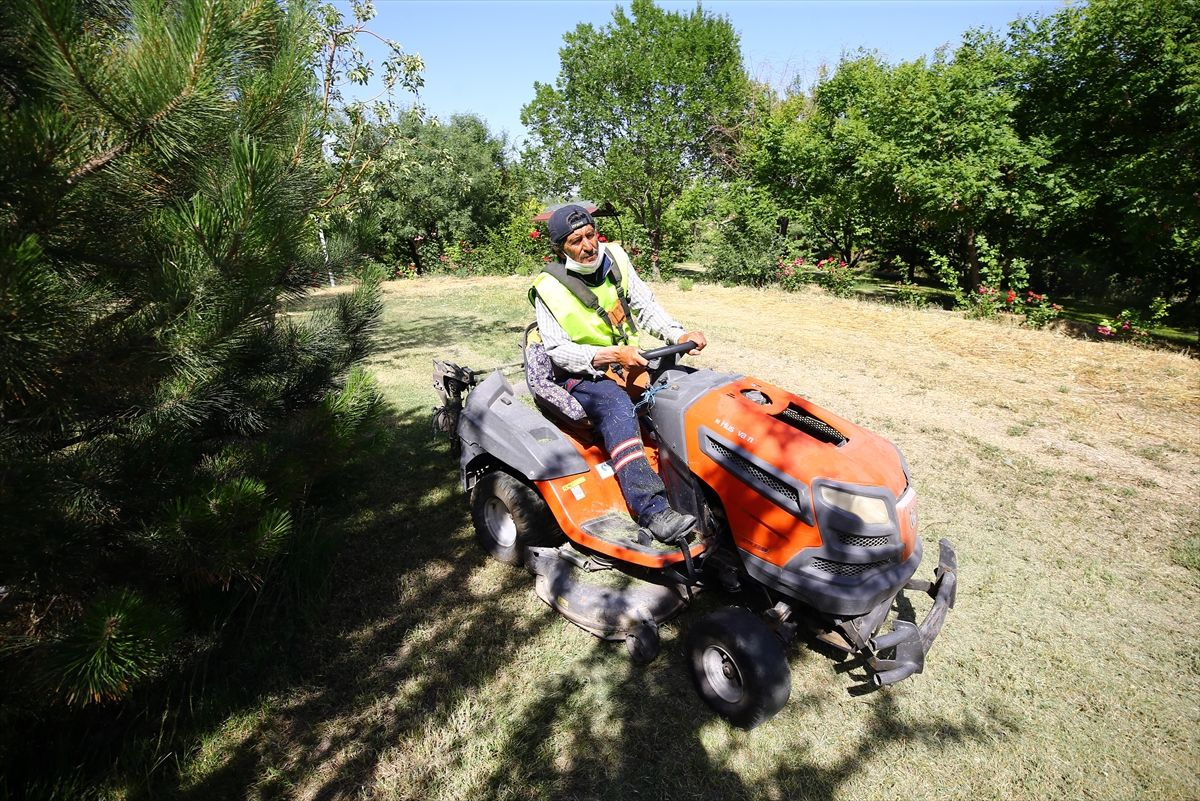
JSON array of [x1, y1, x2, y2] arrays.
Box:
[[679, 331, 708, 355]]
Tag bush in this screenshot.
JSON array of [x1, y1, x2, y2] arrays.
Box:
[[896, 279, 927, 308], [814, 257, 857, 298], [1022, 291, 1063, 329], [1097, 297, 1169, 342]]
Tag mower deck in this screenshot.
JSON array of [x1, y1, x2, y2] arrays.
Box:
[[524, 545, 687, 662]]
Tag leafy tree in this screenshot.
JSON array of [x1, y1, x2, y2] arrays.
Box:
[[360, 114, 515, 273], [1005, 0, 1200, 316], [876, 37, 1048, 293], [746, 58, 894, 268], [521, 0, 749, 277], [746, 41, 1047, 295], [0, 0, 397, 742]]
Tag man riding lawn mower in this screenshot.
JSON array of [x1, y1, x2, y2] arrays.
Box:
[[432, 205, 957, 728]]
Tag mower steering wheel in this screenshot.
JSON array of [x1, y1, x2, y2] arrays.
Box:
[[639, 340, 699, 361]]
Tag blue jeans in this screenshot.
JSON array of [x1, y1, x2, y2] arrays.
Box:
[[565, 378, 668, 523]]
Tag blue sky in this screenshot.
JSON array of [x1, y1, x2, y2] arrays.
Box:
[[349, 0, 1066, 146]]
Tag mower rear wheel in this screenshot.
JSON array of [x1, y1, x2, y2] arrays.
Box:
[[687, 607, 791, 729], [471, 470, 563, 565]]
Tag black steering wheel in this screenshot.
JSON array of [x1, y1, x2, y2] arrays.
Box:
[[639, 340, 699, 361], [638, 340, 699, 376]]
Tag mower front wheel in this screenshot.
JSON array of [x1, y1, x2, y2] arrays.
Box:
[[471, 470, 563, 565], [687, 607, 791, 729]]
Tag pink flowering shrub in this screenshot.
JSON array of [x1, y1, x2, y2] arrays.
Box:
[[1097, 298, 1169, 343], [968, 285, 1062, 328]]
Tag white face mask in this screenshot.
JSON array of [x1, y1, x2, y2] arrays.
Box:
[[564, 241, 605, 274]]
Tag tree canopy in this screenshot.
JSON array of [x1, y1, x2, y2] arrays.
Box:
[[521, 0, 748, 276]]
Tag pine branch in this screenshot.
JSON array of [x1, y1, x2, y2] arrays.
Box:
[[66, 0, 218, 186], [32, 0, 128, 128]]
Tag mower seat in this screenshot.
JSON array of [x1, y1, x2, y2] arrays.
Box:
[[523, 325, 593, 431]]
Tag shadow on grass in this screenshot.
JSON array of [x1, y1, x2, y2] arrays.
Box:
[[131, 294, 1009, 801], [373, 314, 528, 356], [163, 404, 556, 800]]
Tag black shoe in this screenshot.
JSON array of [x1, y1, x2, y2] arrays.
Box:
[[643, 508, 696, 545]]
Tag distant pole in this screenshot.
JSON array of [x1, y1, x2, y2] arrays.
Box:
[[318, 228, 335, 287]]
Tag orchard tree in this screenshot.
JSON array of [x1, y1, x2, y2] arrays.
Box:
[[877, 36, 1048, 292], [750, 41, 1047, 293], [362, 114, 515, 272], [746, 58, 895, 267], [521, 0, 749, 276], [1006, 0, 1200, 313]]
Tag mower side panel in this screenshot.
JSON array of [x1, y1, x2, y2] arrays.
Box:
[[535, 435, 705, 568], [459, 370, 588, 484]]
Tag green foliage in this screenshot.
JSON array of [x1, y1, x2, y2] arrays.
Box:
[[678, 277, 694, 292], [46, 589, 179, 707], [1097, 297, 1171, 343], [813, 257, 858, 298], [895, 279, 927, 309], [0, 0, 396, 731], [1006, 0, 1200, 306], [1022, 291, 1063, 329], [684, 180, 783, 287], [929, 251, 964, 306], [359, 114, 516, 273], [521, 0, 750, 273]]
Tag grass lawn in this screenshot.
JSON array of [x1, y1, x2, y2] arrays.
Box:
[[169, 276, 1199, 801]]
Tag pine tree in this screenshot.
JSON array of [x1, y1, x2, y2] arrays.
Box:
[[0, 0, 388, 717]]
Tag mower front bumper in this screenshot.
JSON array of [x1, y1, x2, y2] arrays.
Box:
[[866, 538, 957, 686]]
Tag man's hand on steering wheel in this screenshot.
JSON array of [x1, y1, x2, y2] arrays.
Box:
[[593, 345, 649, 370], [679, 331, 707, 355]]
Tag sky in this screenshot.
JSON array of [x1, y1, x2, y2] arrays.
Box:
[[346, 0, 1067, 147]]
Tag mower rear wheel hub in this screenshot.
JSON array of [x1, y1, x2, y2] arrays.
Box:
[[703, 645, 744, 704], [483, 497, 517, 548]]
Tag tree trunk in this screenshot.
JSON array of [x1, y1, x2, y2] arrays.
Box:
[[965, 227, 980, 290], [649, 227, 663, 281], [409, 237, 424, 275]]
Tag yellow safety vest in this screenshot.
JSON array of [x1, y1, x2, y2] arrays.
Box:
[[528, 244, 641, 348]]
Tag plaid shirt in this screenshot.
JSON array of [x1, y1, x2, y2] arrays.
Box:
[[533, 254, 687, 377]]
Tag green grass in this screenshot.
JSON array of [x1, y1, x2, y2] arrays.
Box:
[[90, 276, 1200, 801]]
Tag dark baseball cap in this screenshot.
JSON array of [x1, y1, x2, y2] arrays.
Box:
[[547, 204, 595, 245]]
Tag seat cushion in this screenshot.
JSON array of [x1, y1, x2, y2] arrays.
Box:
[[524, 341, 588, 423]]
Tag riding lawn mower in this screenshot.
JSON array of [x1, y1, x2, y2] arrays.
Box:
[[433, 336, 956, 729]]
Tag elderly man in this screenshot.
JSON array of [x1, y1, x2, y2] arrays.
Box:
[[529, 204, 708, 545]]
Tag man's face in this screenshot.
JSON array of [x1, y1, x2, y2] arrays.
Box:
[[561, 224, 600, 266]]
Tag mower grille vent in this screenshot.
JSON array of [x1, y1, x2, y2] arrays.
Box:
[[778, 406, 847, 446], [707, 439, 800, 506], [811, 557, 887, 577], [838, 533, 892, 548]]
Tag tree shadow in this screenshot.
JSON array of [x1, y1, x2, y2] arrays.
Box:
[[372, 315, 527, 356], [165, 403, 558, 800], [127, 292, 1014, 801]]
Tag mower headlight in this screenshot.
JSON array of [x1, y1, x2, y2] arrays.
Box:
[[819, 487, 891, 525]]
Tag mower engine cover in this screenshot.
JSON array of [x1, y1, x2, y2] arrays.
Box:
[[644, 370, 920, 618]]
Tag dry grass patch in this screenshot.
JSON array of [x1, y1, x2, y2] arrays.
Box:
[[179, 276, 1199, 801]]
